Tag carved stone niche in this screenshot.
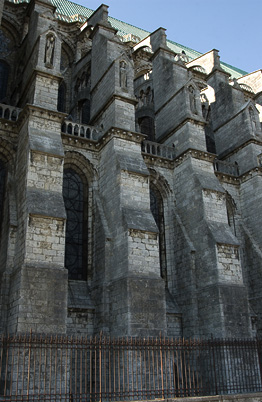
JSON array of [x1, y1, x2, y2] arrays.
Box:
[[44, 33, 56, 68], [39, 30, 61, 72]]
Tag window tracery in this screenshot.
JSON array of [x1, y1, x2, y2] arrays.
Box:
[[63, 168, 88, 280]]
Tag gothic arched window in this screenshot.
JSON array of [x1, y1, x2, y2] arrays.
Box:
[[138, 116, 155, 141], [150, 185, 167, 283], [0, 160, 6, 235], [0, 61, 9, 101], [81, 99, 90, 125], [57, 82, 66, 113], [63, 168, 88, 280]]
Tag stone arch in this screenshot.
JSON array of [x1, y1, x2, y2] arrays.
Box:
[[58, 33, 77, 63], [60, 42, 73, 71], [1, 18, 20, 47], [64, 151, 98, 184], [148, 168, 172, 199]]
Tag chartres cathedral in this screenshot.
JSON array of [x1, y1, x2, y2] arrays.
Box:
[[0, 0, 262, 340]]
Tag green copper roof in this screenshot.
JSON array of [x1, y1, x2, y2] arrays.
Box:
[[8, 0, 247, 78]]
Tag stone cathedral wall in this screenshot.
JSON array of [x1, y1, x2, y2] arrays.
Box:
[[0, 0, 261, 340]]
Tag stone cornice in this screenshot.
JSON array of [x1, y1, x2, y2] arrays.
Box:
[[157, 117, 206, 144], [143, 148, 216, 170], [90, 93, 137, 125], [215, 172, 240, 186], [174, 148, 216, 168], [218, 138, 262, 160], [142, 154, 174, 170], [17, 104, 67, 129], [215, 166, 262, 186], [62, 126, 146, 152]]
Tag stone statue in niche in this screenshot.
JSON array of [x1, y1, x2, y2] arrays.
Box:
[[45, 34, 55, 68], [120, 61, 127, 88], [189, 86, 198, 115]]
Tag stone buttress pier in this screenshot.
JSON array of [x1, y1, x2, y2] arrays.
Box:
[[7, 0, 68, 333], [149, 31, 251, 338]]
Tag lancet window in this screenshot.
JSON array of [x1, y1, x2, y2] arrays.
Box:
[[63, 168, 88, 280], [0, 61, 9, 101], [150, 185, 167, 284], [0, 160, 6, 238]]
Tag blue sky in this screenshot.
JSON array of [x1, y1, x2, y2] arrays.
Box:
[[74, 0, 261, 75]]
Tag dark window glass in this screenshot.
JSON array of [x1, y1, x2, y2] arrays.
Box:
[[81, 99, 90, 124], [0, 61, 9, 101], [0, 160, 6, 234], [138, 116, 155, 141], [150, 186, 167, 283], [150, 188, 160, 229], [58, 82, 66, 113], [63, 168, 87, 280]]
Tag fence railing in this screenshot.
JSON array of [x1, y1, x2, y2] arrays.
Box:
[[0, 104, 21, 122], [0, 334, 262, 401], [61, 120, 100, 141], [142, 140, 176, 160]]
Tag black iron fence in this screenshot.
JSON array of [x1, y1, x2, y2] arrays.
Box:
[[0, 334, 262, 401]]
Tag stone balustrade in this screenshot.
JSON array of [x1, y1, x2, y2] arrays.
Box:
[[142, 140, 176, 160], [214, 159, 239, 176], [0, 104, 21, 122], [61, 120, 100, 141]]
